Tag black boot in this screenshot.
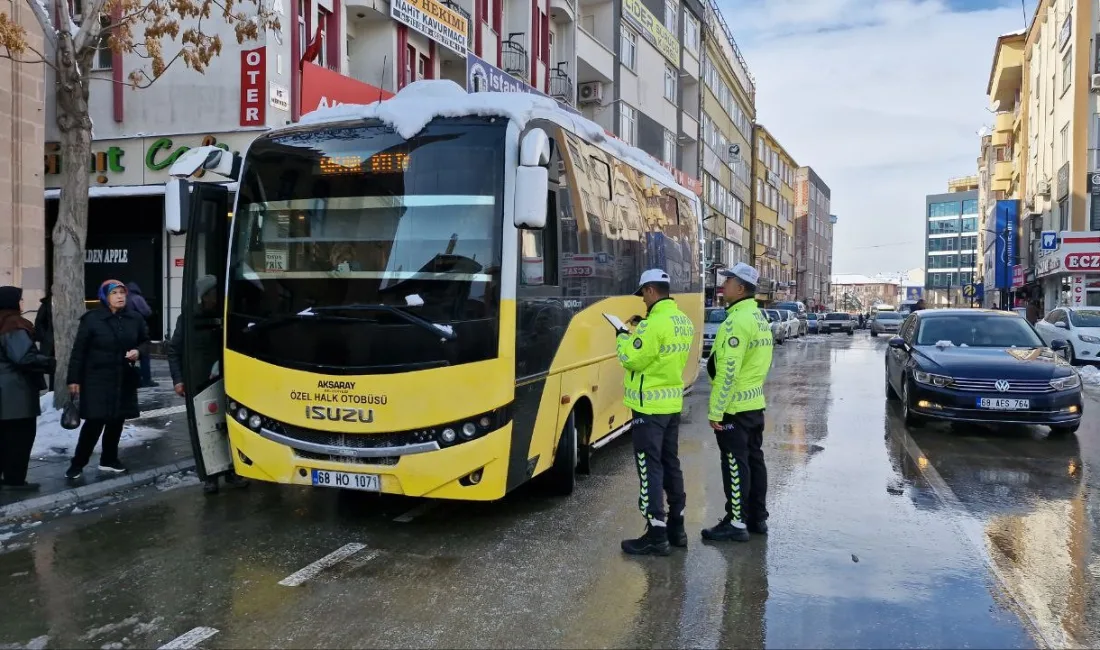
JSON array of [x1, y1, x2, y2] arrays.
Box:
[[621, 521, 671, 556], [701, 518, 750, 542], [667, 516, 688, 548], [747, 520, 768, 535], [203, 478, 219, 494], [224, 473, 250, 489]]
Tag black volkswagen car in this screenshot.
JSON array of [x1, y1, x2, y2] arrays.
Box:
[[885, 309, 1083, 435]]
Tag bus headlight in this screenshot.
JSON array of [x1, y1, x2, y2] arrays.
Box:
[[248, 414, 263, 430], [461, 422, 477, 439], [236, 407, 248, 422], [441, 428, 457, 443]]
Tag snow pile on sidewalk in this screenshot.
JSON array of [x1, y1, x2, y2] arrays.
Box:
[[1078, 365, 1100, 387], [32, 392, 163, 459]]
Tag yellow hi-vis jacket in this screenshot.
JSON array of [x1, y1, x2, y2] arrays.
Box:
[[707, 298, 773, 421], [615, 298, 695, 415]]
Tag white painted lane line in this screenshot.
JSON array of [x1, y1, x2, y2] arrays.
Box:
[[158, 627, 219, 649], [278, 543, 367, 586], [136, 405, 187, 420], [394, 502, 436, 523]]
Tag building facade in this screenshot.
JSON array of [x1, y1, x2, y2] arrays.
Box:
[[794, 166, 832, 309], [830, 275, 899, 311], [0, 0, 46, 307], [698, 0, 753, 305], [924, 185, 979, 306], [752, 124, 797, 302]]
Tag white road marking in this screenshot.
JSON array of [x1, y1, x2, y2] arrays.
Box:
[[394, 502, 436, 523], [136, 405, 187, 420], [158, 627, 219, 649], [278, 543, 368, 586]]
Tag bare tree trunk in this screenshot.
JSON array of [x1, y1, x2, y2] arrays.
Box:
[[50, 32, 92, 409]]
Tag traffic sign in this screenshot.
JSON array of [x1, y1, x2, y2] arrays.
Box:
[[962, 284, 975, 298], [1041, 231, 1058, 250]]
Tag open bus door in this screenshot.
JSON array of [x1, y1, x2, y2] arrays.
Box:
[[169, 180, 233, 479]]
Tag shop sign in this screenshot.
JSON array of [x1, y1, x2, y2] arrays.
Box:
[[391, 0, 467, 56], [1088, 172, 1100, 230], [300, 62, 393, 115], [724, 218, 742, 246], [1057, 162, 1070, 200], [1072, 275, 1086, 306], [240, 47, 266, 127], [1036, 231, 1100, 276], [622, 0, 679, 64], [1011, 264, 1025, 288], [465, 52, 580, 116], [44, 132, 259, 188], [269, 82, 290, 111]]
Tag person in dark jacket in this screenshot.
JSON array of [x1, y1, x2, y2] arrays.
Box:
[[0, 286, 56, 491], [167, 275, 247, 494], [65, 279, 150, 480], [125, 282, 156, 388], [33, 293, 53, 388]]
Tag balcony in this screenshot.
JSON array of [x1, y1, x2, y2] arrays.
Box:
[[550, 65, 574, 105], [992, 112, 1012, 146], [988, 34, 1024, 111], [576, 27, 614, 84], [549, 0, 575, 23], [992, 160, 1013, 192], [502, 34, 529, 82]]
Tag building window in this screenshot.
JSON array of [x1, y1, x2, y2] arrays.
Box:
[[298, 0, 307, 65], [663, 129, 676, 165], [620, 102, 637, 145], [664, 64, 676, 101], [317, 7, 330, 68], [620, 28, 637, 70], [1059, 197, 1070, 230], [1061, 49, 1072, 93], [664, 0, 677, 33], [684, 14, 698, 52], [91, 33, 112, 70], [1060, 123, 1070, 160]]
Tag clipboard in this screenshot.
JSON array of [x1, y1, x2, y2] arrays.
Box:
[[602, 313, 627, 332]]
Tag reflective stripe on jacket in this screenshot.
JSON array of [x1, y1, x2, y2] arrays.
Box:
[[616, 298, 694, 415], [707, 298, 773, 421]]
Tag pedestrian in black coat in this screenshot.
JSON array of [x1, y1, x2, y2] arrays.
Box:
[[34, 293, 54, 388], [126, 282, 156, 387], [0, 286, 55, 491], [64, 279, 150, 479]]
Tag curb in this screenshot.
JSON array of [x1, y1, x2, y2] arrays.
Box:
[[0, 459, 197, 523]]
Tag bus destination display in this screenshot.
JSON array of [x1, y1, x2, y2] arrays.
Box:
[[319, 152, 410, 175]]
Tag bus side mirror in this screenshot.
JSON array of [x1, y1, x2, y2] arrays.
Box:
[[514, 128, 550, 230], [165, 179, 192, 234]]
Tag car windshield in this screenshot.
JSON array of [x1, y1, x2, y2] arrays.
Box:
[[764, 309, 780, 321], [875, 312, 903, 321], [705, 308, 727, 323], [915, 315, 1044, 347], [806, 313, 817, 320], [825, 313, 849, 321], [1070, 309, 1100, 327]]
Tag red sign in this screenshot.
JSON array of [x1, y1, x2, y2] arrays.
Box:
[[1064, 252, 1100, 271], [300, 62, 393, 116], [240, 47, 266, 127], [174, 258, 184, 268], [1072, 275, 1086, 305], [1011, 264, 1024, 288]]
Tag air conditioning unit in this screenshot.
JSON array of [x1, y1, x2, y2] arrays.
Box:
[[1037, 178, 1051, 196], [1091, 74, 1100, 92], [578, 82, 603, 105]]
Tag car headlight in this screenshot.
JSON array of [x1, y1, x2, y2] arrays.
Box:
[[1050, 373, 1082, 390], [1079, 334, 1100, 344], [913, 370, 953, 387]]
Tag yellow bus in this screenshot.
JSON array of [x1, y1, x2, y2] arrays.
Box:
[[165, 80, 704, 501]]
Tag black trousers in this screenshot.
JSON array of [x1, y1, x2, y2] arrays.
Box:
[[71, 419, 124, 469], [0, 417, 37, 485], [630, 411, 686, 523], [716, 409, 768, 524]]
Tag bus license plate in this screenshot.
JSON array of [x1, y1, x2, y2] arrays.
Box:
[[977, 398, 1029, 410], [311, 469, 380, 492]]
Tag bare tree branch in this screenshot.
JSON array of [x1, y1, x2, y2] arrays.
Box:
[[130, 47, 184, 88], [0, 47, 56, 68], [22, 0, 58, 48], [73, 0, 108, 51], [87, 74, 139, 88]]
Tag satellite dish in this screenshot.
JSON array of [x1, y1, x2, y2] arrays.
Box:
[[978, 127, 989, 137], [990, 99, 1001, 111]]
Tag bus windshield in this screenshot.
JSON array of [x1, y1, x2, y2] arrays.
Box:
[[228, 118, 506, 373]]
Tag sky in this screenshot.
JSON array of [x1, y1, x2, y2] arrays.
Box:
[[723, 0, 1034, 277]]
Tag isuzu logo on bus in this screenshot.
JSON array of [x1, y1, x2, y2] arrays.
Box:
[[1064, 253, 1100, 270], [305, 406, 375, 423]]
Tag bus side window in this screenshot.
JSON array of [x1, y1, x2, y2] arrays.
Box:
[[519, 134, 561, 288]]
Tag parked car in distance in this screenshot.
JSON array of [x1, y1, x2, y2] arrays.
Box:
[[774, 301, 807, 334], [763, 309, 787, 345], [822, 312, 855, 335], [885, 309, 1082, 435], [1034, 307, 1100, 365], [806, 312, 820, 334], [703, 307, 727, 356], [870, 310, 905, 337], [779, 310, 802, 338], [898, 300, 919, 315]]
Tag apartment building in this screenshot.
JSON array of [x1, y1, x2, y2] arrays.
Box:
[[794, 167, 832, 309], [575, 0, 702, 188], [924, 182, 979, 306], [830, 275, 899, 311], [0, 0, 46, 305], [752, 125, 798, 301], [698, 0, 754, 304], [1023, 0, 1099, 310]]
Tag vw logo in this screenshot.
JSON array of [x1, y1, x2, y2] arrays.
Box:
[[994, 380, 1011, 393]]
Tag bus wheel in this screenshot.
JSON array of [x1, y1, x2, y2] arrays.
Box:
[[545, 411, 579, 496]]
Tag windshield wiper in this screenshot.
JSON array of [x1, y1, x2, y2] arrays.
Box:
[[306, 304, 457, 341], [243, 311, 364, 334]]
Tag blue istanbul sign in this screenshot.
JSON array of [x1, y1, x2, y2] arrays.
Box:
[[993, 199, 1018, 290], [466, 52, 580, 115]]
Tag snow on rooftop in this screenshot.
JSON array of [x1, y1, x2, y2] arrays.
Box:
[[1001, 28, 1026, 37], [297, 79, 685, 195], [832, 274, 901, 286]]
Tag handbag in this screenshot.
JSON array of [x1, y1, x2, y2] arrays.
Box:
[[61, 397, 81, 430]]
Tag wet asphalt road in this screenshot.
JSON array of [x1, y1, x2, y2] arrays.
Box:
[[3, 332, 1100, 649]]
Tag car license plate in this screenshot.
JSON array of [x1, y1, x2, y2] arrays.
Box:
[[976, 398, 1030, 410], [311, 469, 381, 491]]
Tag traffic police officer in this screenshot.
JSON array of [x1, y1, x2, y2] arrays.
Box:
[[615, 269, 695, 556], [703, 263, 773, 542]]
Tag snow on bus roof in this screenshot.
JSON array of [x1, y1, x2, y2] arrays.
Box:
[[295, 79, 689, 197]]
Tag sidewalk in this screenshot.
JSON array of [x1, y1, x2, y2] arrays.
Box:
[[0, 360, 197, 521]]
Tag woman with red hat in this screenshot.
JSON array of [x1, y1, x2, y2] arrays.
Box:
[[64, 279, 149, 479]]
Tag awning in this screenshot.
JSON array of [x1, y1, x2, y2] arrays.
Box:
[[45, 182, 238, 199]]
